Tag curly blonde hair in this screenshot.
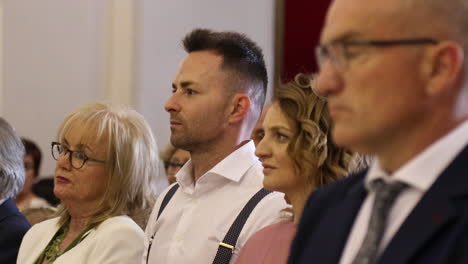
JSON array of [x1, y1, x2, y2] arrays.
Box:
[[274, 73, 355, 192]]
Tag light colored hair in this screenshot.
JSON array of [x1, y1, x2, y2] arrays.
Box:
[[56, 102, 159, 225], [0, 118, 25, 199], [274, 74, 357, 192]]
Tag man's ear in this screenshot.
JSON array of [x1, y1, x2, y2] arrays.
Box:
[[423, 41, 464, 96], [228, 94, 251, 124]]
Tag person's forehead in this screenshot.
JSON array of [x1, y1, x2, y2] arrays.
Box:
[[264, 104, 294, 130], [254, 105, 271, 129], [63, 124, 107, 155], [322, 0, 406, 42]]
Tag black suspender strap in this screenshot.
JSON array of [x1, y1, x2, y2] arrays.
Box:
[[212, 188, 273, 264], [146, 183, 179, 264], [157, 183, 179, 220]]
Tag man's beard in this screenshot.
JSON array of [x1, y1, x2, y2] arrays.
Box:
[[170, 131, 199, 152]]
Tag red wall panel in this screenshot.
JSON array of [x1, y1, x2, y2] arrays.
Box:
[[281, 0, 331, 82]]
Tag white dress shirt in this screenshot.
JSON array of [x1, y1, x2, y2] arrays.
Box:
[[340, 120, 468, 264], [143, 141, 286, 264]]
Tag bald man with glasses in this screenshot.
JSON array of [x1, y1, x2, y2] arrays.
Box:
[[289, 0, 468, 263]]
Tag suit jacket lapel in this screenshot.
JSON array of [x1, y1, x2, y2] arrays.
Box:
[[379, 145, 468, 264], [313, 174, 368, 263]]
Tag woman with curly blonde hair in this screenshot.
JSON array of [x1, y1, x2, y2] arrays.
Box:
[[236, 73, 360, 264]]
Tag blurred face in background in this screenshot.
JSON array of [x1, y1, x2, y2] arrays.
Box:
[[166, 148, 191, 184], [19, 154, 36, 195]]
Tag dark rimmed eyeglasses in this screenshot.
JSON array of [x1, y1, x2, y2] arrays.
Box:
[[315, 38, 439, 71], [51, 141, 106, 169], [166, 161, 187, 170]]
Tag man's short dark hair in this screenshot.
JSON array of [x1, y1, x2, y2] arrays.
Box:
[[182, 28, 268, 110]]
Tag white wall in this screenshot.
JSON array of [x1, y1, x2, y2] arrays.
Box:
[[2, 0, 108, 177], [1, 0, 276, 181], [0, 3, 3, 116]]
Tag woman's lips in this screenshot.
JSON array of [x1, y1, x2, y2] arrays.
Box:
[[56, 176, 71, 184], [262, 164, 276, 175]]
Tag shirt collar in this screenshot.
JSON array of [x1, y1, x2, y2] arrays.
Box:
[[209, 140, 258, 182], [366, 120, 468, 192], [176, 140, 259, 191]]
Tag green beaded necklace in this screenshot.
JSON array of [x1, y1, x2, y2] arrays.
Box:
[[35, 222, 97, 264], [43, 223, 70, 262]]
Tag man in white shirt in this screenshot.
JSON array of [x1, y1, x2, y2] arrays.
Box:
[[143, 28, 286, 264], [288, 0, 468, 263]]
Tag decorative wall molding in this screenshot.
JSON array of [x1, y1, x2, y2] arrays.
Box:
[[105, 0, 135, 107]]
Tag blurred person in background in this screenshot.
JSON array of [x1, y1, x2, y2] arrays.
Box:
[[0, 117, 31, 264], [160, 144, 190, 184], [16, 138, 52, 211]]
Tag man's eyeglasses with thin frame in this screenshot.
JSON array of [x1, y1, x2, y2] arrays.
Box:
[[51, 141, 106, 169], [315, 38, 439, 72]]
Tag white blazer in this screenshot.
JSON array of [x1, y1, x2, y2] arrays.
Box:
[[17, 215, 144, 264]]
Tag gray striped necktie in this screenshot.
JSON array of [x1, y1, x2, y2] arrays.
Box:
[[351, 179, 408, 264]]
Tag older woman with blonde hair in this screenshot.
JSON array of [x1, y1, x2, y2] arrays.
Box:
[[235, 73, 360, 264], [17, 102, 159, 264]]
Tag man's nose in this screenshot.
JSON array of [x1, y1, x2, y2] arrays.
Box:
[[313, 62, 343, 98], [165, 93, 181, 113]]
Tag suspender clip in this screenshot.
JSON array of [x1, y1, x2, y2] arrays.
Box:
[[219, 242, 235, 251]]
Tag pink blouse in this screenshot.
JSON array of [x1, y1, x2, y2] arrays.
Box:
[[235, 221, 297, 264]]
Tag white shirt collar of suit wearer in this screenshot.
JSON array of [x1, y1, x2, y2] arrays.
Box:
[[340, 119, 468, 264], [366, 119, 468, 191], [0, 198, 5, 206], [176, 140, 258, 195]]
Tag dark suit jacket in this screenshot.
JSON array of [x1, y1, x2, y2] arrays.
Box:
[[0, 199, 31, 264], [289, 145, 468, 264]]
